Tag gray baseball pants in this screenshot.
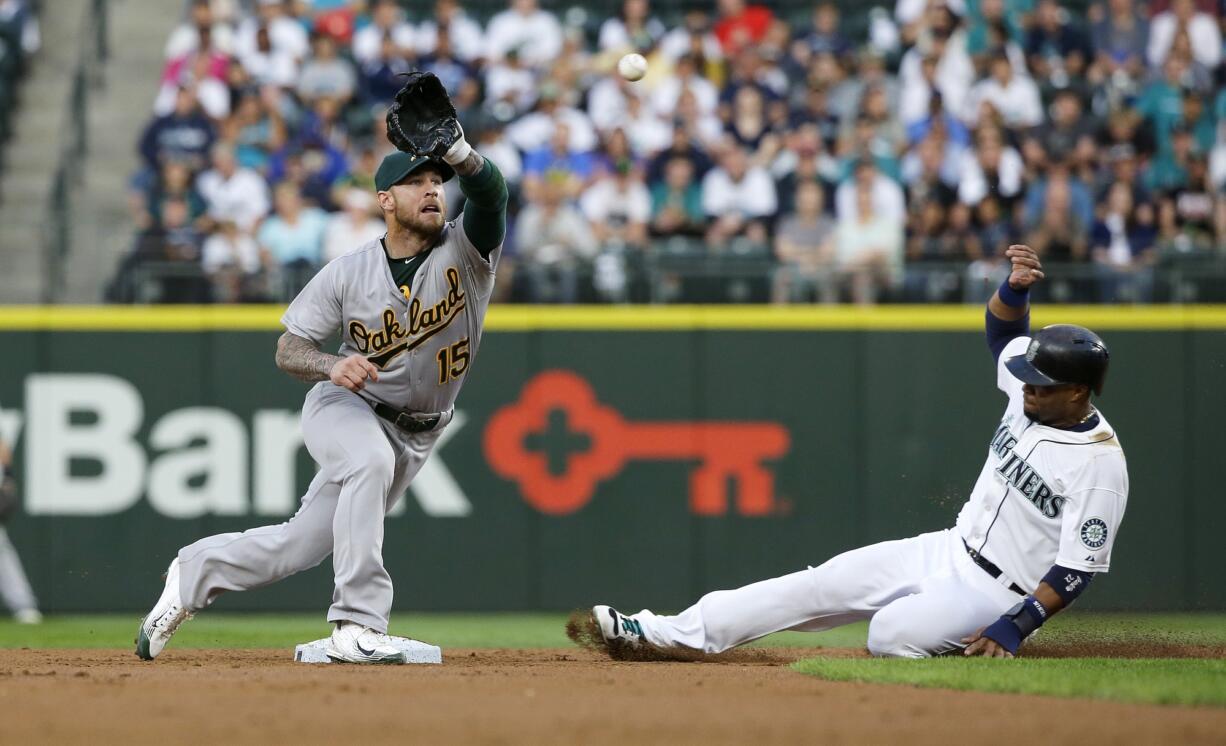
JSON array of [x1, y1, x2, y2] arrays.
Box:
[[176, 383, 449, 633], [0, 525, 38, 615]]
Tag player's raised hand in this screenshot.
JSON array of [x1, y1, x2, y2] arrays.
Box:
[[330, 354, 380, 392], [961, 627, 1015, 658], [1005, 244, 1044, 291]]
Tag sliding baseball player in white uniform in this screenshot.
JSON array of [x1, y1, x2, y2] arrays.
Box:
[[592, 245, 1128, 658], [137, 125, 508, 662]]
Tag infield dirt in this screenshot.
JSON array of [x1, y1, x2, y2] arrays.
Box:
[[1, 648, 1223, 745]]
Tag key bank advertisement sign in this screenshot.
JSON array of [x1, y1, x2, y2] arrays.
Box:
[[4, 371, 791, 520]]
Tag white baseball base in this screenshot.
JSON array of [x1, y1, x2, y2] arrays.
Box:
[[293, 637, 443, 664]]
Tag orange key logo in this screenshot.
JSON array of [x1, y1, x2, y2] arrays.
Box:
[[483, 371, 791, 516]]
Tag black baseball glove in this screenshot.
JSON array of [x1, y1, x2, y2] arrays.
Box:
[[386, 71, 463, 159], [0, 473, 18, 523]]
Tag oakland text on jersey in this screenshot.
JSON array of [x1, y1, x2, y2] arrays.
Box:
[[349, 309, 407, 361], [345, 265, 467, 369], [406, 266, 465, 339], [988, 422, 1065, 519]]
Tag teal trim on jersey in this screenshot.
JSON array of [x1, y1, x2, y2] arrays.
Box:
[[2, 305, 1226, 331]]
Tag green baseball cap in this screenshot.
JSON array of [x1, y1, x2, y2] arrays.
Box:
[[374, 152, 455, 192]]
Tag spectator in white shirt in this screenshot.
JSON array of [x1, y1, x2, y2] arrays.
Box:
[[835, 159, 906, 223], [618, 97, 673, 157], [474, 122, 524, 187], [599, 0, 667, 53], [155, 54, 232, 120], [650, 54, 720, 120], [659, 9, 724, 64], [898, 28, 975, 128], [238, 21, 299, 87], [957, 125, 1025, 206], [505, 86, 599, 153], [235, 0, 309, 64], [165, 0, 235, 59], [483, 49, 537, 115], [1148, 0, 1221, 69], [202, 218, 268, 302], [702, 143, 777, 246], [515, 176, 599, 302], [323, 188, 385, 263], [416, 0, 486, 62], [297, 33, 357, 105], [352, 0, 416, 65], [580, 160, 652, 248], [964, 53, 1043, 129], [587, 75, 639, 133], [485, 0, 563, 66], [196, 142, 271, 232], [834, 182, 904, 304]]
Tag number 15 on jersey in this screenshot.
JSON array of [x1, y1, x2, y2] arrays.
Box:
[[437, 338, 470, 384]]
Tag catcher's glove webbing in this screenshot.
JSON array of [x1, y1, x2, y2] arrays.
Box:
[[386, 71, 463, 159]]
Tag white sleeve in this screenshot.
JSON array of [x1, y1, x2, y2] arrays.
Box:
[[995, 335, 1030, 399], [1055, 452, 1129, 573], [280, 261, 343, 345]]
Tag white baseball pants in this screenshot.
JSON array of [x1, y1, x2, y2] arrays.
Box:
[[633, 529, 1024, 657], [176, 383, 449, 633]]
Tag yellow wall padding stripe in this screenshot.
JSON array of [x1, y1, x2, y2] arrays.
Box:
[[0, 305, 1224, 331]]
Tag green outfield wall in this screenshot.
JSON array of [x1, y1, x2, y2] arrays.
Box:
[[0, 306, 1223, 612]]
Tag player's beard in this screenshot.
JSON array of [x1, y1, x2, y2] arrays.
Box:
[[394, 201, 446, 239]]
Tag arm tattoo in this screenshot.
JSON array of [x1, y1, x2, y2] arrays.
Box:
[[275, 331, 341, 383], [451, 149, 486, 177]]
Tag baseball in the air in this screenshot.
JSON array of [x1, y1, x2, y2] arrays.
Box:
[[618, 53, 648, 82]]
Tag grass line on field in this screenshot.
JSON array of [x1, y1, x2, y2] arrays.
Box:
[[793, 657, 1226, 708], [1, 612, 1224, 653]]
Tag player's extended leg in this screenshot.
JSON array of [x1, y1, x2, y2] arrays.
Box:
[[176, 468, 340, 610], [0, 525, 40, 621], [626, 530, 953, 654]]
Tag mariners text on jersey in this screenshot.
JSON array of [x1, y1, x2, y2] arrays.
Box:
[[988, 423, 1064, 519]]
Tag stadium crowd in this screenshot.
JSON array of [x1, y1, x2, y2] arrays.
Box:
[[111, 0, 1226, 305]]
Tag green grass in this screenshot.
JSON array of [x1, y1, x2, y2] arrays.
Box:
[[1, 611, 1223, 652], [791, 612, 1226, 708], [794, 657, 1226, 708], [0, 612, 871, 650]]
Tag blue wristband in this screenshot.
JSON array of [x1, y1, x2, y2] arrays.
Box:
[[981, 596, 1048, 655], [997, 279, 1029, 308], [982, 617, 1023, 654]]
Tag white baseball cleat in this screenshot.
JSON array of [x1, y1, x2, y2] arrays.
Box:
[[326, 622, 408, 664], [135, 557, 193, 661], [13, 609, 42, 625], [592, 605, 644, 650]]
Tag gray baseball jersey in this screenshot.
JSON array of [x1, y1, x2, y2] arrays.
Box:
[[176, 216, 501, 633], [281, 218, 501, 414]]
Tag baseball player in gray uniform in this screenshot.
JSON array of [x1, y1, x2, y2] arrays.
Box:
[[0, 417, 41, 624], [136, 102, 508, 662], [591, 245, 1128, 659]]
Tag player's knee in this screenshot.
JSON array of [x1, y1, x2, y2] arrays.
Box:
[[345, 443, 397, 485], [866, 613, 930, 659]]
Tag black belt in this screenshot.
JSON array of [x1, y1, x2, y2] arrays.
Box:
[[963, 540, 1026, 596], [371, 402, 442, 434]]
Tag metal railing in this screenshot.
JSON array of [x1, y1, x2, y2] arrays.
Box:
[[108, 242, 1226, 306], [41, 0, 108, 303]]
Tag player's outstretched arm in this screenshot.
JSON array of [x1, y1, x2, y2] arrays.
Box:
[[276, 331, 380, 392], [454, 151, 509, 258], [985, 244, 1044, 361]]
